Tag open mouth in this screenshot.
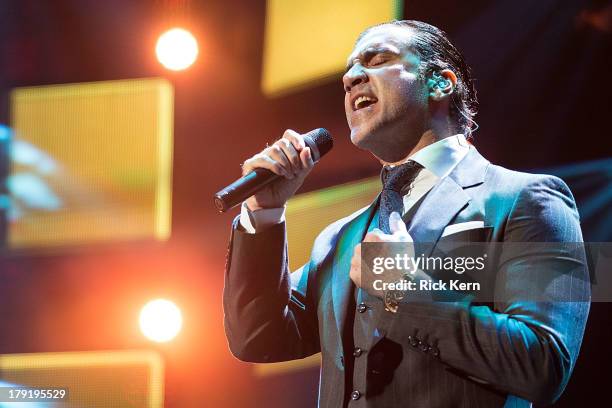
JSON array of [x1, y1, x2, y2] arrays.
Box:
[[353, 95, 378, 111]]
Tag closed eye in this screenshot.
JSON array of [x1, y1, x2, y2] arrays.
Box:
[[368, 53, 388, 66], [364, 49, 398, 68], [345, 47, 399, 72]]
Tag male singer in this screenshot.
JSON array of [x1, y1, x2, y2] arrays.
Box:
[[223, 20, 590, 407]]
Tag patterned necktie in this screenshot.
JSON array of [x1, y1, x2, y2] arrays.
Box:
[[379, 160, 423, 233]]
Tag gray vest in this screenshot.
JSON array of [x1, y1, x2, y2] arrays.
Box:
[[343, 199, 425, 407]]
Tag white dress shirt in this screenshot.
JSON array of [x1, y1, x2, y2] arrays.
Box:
[[240, 134, 471, 233]]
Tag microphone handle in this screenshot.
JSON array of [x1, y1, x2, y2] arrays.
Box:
[[214, 167, 279, 212]]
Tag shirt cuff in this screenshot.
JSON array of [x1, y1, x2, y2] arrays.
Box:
[[239, 201, 286, 233]]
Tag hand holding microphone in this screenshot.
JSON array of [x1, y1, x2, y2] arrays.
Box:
[[214, 128, 333, 212]]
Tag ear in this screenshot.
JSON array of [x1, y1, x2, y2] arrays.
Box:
[[428, 69, 458, 101]]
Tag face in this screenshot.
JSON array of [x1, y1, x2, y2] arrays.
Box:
[[343, 25, 429, 162]]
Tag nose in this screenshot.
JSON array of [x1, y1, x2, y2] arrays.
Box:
[[342, 64, 368, 92]]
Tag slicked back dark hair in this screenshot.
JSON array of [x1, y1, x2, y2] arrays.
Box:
[[358, 20, 478, 137]]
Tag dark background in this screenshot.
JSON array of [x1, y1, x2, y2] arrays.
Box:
[[0, 0, 610, 406]]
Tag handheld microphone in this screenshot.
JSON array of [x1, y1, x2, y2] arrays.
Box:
[[214, 128, 333, 212]]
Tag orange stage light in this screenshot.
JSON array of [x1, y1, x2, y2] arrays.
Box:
[[156, 28, 199, 71], [139, 298, 183, 342]]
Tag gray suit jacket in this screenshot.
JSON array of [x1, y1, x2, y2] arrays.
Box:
[[223, 148, 590, 407]]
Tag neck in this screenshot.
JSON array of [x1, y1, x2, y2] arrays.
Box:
[[380, 127, 458, 167], [379, 110, 459, 166]]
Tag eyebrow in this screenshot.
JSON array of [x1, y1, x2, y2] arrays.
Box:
[[345, 44, 400, 73]]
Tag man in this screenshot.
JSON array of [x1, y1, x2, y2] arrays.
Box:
[[223, 20, 590, 407]]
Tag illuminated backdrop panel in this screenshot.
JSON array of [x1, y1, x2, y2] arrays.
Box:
[[262, 0, 402, 96], [9, 78, 174, 248]]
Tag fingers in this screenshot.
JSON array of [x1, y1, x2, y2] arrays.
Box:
[[266, 143, 296, 178], [278, 129, 310, 176], [389, 212, 410, 236], [242, 152, 289, 178], [363, 217, 413, 244], [241, 129, 312, 179], [363, 228, 385, 242], [299, 147, 314, 172], [273, 138, 301, 176], [282, 129, 306, 151]]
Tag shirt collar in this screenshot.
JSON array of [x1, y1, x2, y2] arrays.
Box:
[[409, 134, 470, 179]]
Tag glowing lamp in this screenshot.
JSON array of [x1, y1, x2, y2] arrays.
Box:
[[139, 299, 183, 342], [156, 28, 198, 71]]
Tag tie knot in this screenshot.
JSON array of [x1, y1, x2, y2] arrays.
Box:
[[381, 160, 423, 193]]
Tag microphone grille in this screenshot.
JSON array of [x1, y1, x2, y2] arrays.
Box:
[[305, 128, 333, 161]]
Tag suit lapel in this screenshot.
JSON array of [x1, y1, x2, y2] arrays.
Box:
[[408, 148, 489, 255], [331, 196, 378, 345], [407, 177, 470, 255]]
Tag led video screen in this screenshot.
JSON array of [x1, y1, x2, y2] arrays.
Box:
[[8, 78, 174, 249], [262, 0, 402, 96]]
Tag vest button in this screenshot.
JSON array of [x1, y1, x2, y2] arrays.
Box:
[[351, 390, 361, 400], [357, 303, 368, 313], [353, 347, 363, 357]]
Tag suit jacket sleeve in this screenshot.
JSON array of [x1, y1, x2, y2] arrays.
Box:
[[378, 175, 591, 405], [223, 217, 320, 363]]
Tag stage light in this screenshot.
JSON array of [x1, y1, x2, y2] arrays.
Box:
[[156, 28, 198, 71], [139, 299, 183, 342]]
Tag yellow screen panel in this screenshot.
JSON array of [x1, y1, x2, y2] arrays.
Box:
[[262, 0, 402, 96], [9, 78, 173, 248], [0, 350, 164, 407]]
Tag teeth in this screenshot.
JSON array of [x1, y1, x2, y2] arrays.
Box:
[[354, 96, 375, 109]]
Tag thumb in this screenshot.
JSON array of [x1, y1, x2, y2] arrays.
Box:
[[389, 211, 408, 235]]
